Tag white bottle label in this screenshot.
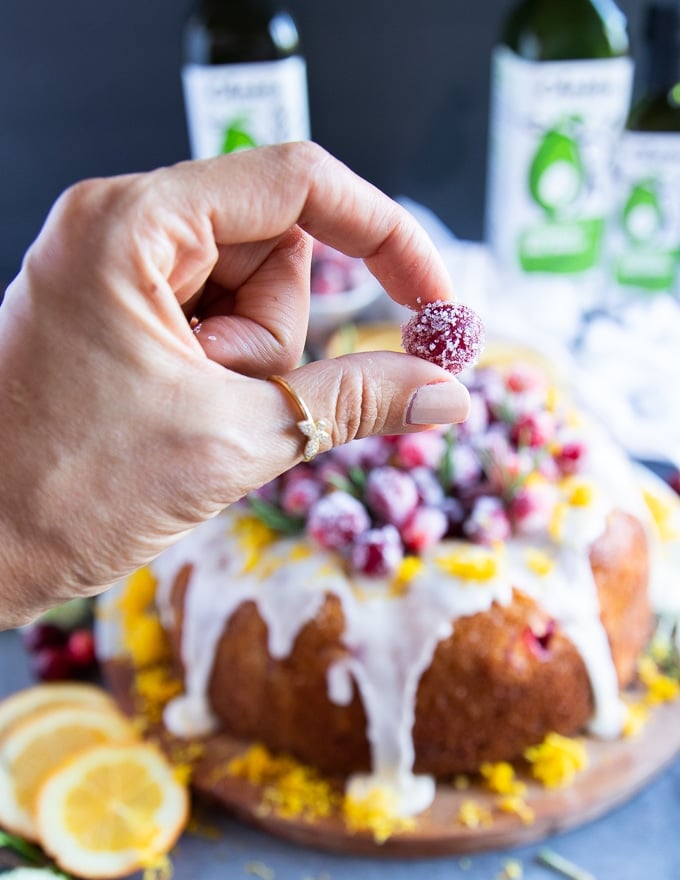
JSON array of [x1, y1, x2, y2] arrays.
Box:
[[182, 55, 310, 158], [610, 132, 680, 295], [486, 47, 633, 277]]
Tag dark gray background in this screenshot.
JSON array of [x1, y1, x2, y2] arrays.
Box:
[[0, 0, 645, 284]]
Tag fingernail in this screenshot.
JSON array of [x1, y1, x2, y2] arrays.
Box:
[[406, 381, 470, 425]]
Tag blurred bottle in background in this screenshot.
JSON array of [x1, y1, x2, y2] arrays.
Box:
[[485, 0, 633, 334], [609, 1, 680, 301], [182, 0, 310, 158]]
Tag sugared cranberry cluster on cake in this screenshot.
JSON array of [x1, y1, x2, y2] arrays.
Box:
[[152, 359, 651, 817]]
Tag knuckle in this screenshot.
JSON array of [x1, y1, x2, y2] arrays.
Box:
[[333, 360, 381, 445]]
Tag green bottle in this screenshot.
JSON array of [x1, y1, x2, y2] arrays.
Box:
[[182, 0, 310, 158], [485, 0, 633, 284], [611, 2, 680, 296]]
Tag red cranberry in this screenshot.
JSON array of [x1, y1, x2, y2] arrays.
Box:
[[394, 431, 446, 469], [411, 467, 446, 507], [307, 491, 370, 551], [401, 300, 485, 374], [280, 477, 322, 517], [463, 496, 511, 545], [401, 507, 448, 554], [21, 623, 68, 653], [365, 467, 419, 526], [351, 525, 404, 577], [521, 620, 556, 660], [555, 441, 587, 476], [505, 364, 547, 394], [66, 629, 97, 668], [31, 647, 74, 682], [510, 411, 556, 448]]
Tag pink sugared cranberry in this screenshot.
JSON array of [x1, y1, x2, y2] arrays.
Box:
[[509, 481, 557, 534], [555, 441, 587, 476], [365, 467, 419, 526], [463, 496, 511, 545], [505, 363, 548, 394], [411, 467, 445, 507], [330, 436, 392, 470], [401, 300, 485, 374], [307, 491, 370, 551], [448, 443, 483, 488], [457, 390, 490, 438], [510, 411, 556, 449], [401, 507, 448, 554], [281, 477, 322, 517], [351, 525, 404, 577], [394, 431, 446, 470]]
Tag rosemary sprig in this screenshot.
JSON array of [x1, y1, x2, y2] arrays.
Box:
[[247, 495, 305, 535], [536, 847, 595, 880], [0, 830, 69, 876]]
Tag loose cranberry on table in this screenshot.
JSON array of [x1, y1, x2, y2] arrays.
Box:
[[21, 622, 98, 682]]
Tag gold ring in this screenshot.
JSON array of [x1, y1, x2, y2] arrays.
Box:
[[268, 375, 332, 462]]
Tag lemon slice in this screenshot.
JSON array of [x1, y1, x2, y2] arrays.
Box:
[[0, 682, 120, 743], [0, 704, 137, 839], [36, 742, 189, 879], [0, 871, 63, 878], [1, 868, 57, 880]]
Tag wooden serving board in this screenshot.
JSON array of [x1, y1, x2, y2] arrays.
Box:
[[103, 658, 680, 857]]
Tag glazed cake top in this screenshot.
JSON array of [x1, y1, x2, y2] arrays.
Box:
[[152, 360, 650, 817]]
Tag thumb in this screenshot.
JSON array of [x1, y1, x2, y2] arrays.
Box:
[[206, 351, 470, 503]]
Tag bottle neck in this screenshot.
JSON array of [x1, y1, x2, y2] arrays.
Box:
[[503, 0, 629, 60], [199, 0, 278, 12], [644, 3, 680, 92]]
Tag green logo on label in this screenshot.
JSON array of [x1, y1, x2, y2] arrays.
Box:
[[615, 178, 679, 293], [529, 125, 585, 217], [520, 119, 603, 274], [221, 117, 258, 154]]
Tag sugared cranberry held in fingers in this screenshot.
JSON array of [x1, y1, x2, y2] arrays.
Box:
[[401, 300, 485, 374]]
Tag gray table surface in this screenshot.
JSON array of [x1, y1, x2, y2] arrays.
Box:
[[2, 628, 679, 880]]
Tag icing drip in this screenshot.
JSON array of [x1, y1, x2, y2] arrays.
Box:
[[151, 409, 648, 816]]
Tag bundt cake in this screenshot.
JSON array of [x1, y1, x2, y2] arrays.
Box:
[[150, 356, 652, 817]]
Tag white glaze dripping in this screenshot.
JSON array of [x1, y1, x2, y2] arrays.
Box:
[[153, 421, 648, 814]]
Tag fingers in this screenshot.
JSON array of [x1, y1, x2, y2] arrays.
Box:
[[162, 142, 455, 310], [202, 351, 470, 504], [193, 226, 312, 375]]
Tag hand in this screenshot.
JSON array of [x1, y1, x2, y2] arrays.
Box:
[[0, 142, 469, 627]]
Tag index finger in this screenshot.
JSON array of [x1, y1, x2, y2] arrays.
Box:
[[160, 142, 455, 309]]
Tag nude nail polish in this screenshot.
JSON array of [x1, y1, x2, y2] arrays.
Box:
[[406, 382, 471, 425]]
